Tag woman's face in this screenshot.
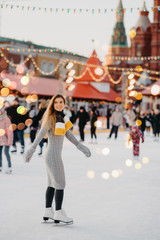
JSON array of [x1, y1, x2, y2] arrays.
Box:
[[54, 97, 65, 112]]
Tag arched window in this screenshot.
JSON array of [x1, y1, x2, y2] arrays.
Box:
[[48, 62, 55, 77], [41, 60, 48, 75]]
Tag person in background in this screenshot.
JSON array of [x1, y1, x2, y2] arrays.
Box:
[[138, 111, 146, 136], [69, 106, 76, 131], [29, 105, 38, 143], [127, 108, 136, 128], [128, 125, 144, 160], [108, 106, 122, 139], [90, 107, 99, 144], [24, 94, 91, 224], [153, 109, 160, 141], [0, 107, 13, 173], [76, 106, 89, 142], [106, 107, 112, 129], [6, 97, 28, 154]]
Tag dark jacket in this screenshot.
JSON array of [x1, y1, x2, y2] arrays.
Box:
[[76, 109, 89, 127]]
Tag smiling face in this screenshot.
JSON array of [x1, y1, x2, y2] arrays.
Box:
[[54, 97, 65, 112]]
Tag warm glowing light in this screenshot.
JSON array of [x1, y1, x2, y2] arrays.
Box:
[[66, 77, 73, 83], [16, 64, 25, 74], [128, 85, 134, 91], [135, 163, 142, 170], [102, 147, 110, 156], [67, 84, 75, 91], [129, 28, 136, 39], [135, 65, 143, 72], [101, 172, 110, 180], [125, 159, 133, 167], [25, 119, 33, 126], [66, 62, 74, 70], [9, 81, 17, 90], [17, 106, 27, 115], [142, 157, 149, 164], [17, 123, 25, 130], [68, 69, 75, 77], [125, 141, 133, 149], [0, 129, 5, 136], [9, 124, 17, 131], [151, 85, 160, 96], [31, 94, 38, 102], [2, 78, 11, 87], [94, 67, 103, 76], [135, 92, 143, 100], [87, 170, 95, 179], [111, 170, 120, 178], [128, 73, 134, 80], [1, 88, 9, 96], [129, 91, 138, 97], [21, 76, 30, 85], [95, 120, 102, 128], [115, 96, 121, 103], [130, 79, 136, 85], [136, 119, 142, 126]]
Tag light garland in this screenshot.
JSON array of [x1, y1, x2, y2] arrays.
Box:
[[106, 55, 160, 62], [0, 4, 159, 14]]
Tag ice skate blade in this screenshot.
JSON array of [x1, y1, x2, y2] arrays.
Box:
[[43, 216, 54, 221], [54, 219, 73, 225]]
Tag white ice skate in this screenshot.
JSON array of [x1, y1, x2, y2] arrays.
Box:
[[43, 207, 54, 221], [54, 209, 73, 224]]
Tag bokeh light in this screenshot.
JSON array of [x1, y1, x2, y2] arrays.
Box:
[[95, 120, 102, 128], [9, 124, 17, 131], [17, 123, 25, 130], [16, 64, 25, 74], [111, 170, 120, 178], [136, 119, 142, 126], [9, 81, 17, 90], [125, 159, 133, 167], [142, 157, 149, 164], [115, 96, 122, 103], [130, 79, 136, 85], [0, 97, 4, 108], [0, 129, 5, 136], [25, 119, 33, 126], [102, 147, 110, 156], [94, 67, 104, 76], [87, 170, 95, 179], [135, 163, 142, 170], [31, 94, 38, 102], [135, 92, 143, 100], [2, 78, 11, 87], [17, 106, 27, 115], [129, 28, 136, 39], [101, 172, 110, 180], [128, 73, 134, 80], [1, 88, 9, 97], [129, 91, 138, 98], [135, 65, 143, 72], [21, 76, 30, 85], [151, 85, 160, 96]]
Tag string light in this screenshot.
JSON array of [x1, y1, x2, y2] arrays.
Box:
[[0, 4, 157, 14]]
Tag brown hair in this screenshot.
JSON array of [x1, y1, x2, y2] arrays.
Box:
[[41, 94, 65, 135]]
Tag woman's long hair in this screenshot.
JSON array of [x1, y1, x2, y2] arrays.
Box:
[[41, 94, 65, 135]]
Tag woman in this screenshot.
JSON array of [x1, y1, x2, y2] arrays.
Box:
[[24, 95, 91, 224], [0, 107, 13, 173]]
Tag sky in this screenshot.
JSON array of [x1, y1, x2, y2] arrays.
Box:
[[0, 0, 153, 62]]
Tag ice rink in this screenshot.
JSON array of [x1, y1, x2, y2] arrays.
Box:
[[0, 131, 160, 240]]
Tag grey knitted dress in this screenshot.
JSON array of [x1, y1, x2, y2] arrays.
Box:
[[31, 123, 80, 189]]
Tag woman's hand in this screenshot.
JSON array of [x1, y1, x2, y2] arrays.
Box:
[[77, 143, 91, 157]]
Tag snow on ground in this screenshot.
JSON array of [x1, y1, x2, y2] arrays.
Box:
[[0, 130, 160, 240]]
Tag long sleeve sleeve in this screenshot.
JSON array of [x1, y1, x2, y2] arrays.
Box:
[[24, 123, 48, 163], [65, 130, 91, 157], [31, 123, 48, 149], [65, 130, 79, 147], [5, 117, 13, 146]]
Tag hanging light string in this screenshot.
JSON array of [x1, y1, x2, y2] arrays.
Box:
[[2, 47, 160, 62], [0, 3, 159, 14], [0, 49, 160, 82]]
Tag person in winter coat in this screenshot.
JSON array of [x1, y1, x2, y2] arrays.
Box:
[[153, 109, 160, 141], [108, 107, 122, 139], [90, 107, 99, 143], [6, 97, 28, 154], [127, 108, 136, 128], [0, 107, 13, 174], [128, 125, 144, 160], [138, 111, 146, 136], [24, 94, 91, 224], [76, 106, 89, 142], [29, 105, 38, 143], [106, 107, 112, 129]]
